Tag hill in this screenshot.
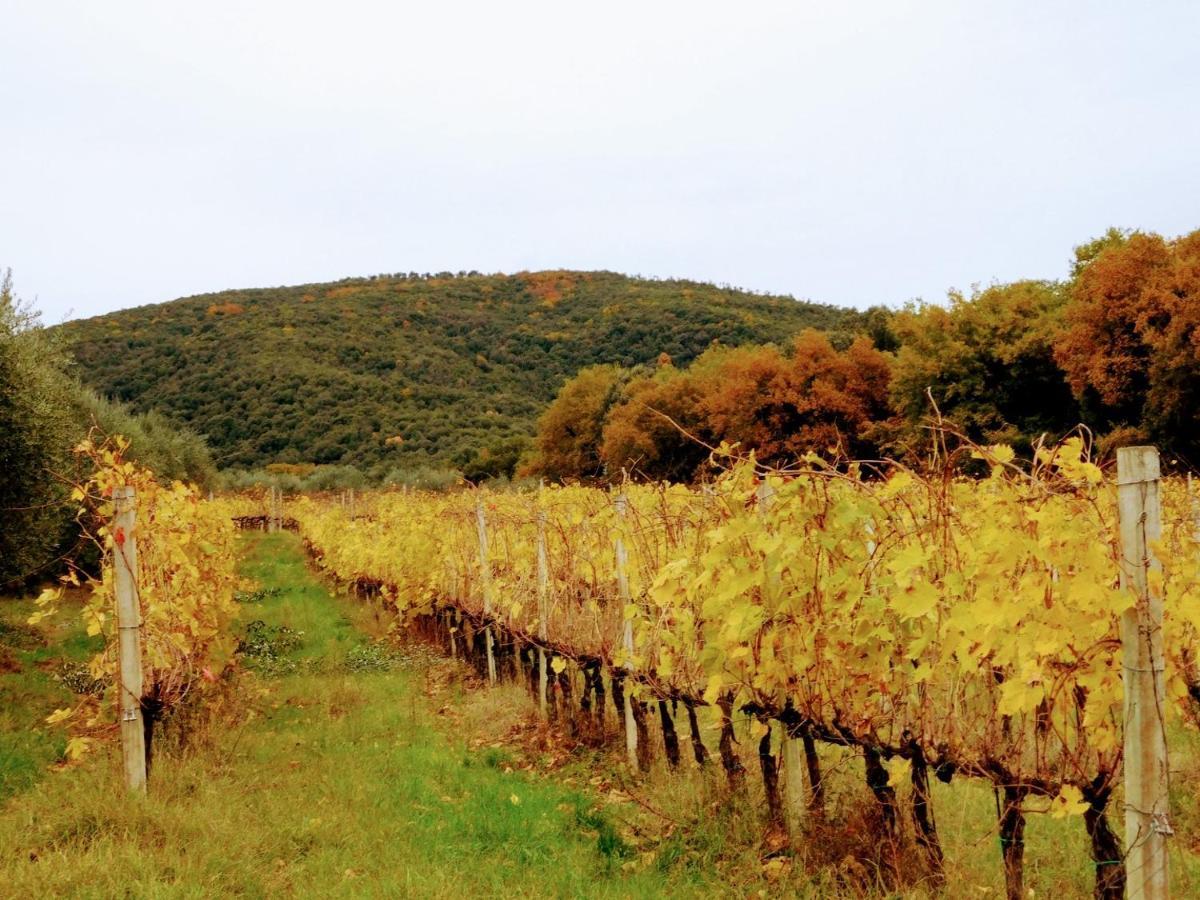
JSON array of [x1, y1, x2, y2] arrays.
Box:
[[59, 270, 867, 472]]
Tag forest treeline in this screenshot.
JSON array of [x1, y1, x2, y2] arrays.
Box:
[[0, 270, 215, 589], [527, 228, 1200, 482], [58, 270, 873, 475]]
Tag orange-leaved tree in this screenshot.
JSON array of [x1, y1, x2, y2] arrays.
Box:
[[527, 364, 629, 481], [1055, 228, 1200, 454]]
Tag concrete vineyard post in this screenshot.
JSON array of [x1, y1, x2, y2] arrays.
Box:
[[475, 500, 497, 685], [758, 481, 803, 834], [614, 493, 637, 771], [1117, 446, 1171, 900], [112, 486, 147, 793], [536, 507, 550, 718]]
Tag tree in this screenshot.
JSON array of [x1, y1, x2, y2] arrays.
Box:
[[694, 331, 893, 466], [528, 365, 628, 481], [890, 281, 1076, 455], [597, 331, 895, 481], [600, 364, 710, 482], [0, 269, 76, 588], [461, 436, 530, 483], [1, 270, 219, 588], [1055, 228, 1200, 455]]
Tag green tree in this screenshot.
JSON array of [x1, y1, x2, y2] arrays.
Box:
[[1, 270, 219, 588], [461, 436, 530, 483], [0, 269, 76, 588], [889, 281, 1076, 455]]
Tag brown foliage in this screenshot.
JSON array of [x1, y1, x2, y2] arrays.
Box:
[[528, 364, 626, 481], [600, 366, 710, 482], [1055, 229, 1200, 445], [590, 331, 894, 482], [691, 331, 892, 467], [518, 270, 577, 308]]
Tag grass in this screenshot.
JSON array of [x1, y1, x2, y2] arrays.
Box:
[[4, 532, 1200, 897], [438, 640, 1200, 897], [0, 533, 717, 897], [0, 588, 101, 802]]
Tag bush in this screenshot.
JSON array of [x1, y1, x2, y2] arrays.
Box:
[[378, 465, 462, 492], [236, 620, 304, 676]]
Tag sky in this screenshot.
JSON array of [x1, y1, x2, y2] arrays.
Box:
[[2, 1, 1198, 324]]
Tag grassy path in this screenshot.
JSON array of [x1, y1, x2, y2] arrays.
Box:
[[0, 532, 705, 898], [0, 590, 99, 802]]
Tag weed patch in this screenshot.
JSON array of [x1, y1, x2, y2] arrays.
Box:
[[237, 620, 304, 675], [234, 586, 281, 604], [0, 618, 45, 652], [342, 641, 400, 673], [52, 661, 105, 696]]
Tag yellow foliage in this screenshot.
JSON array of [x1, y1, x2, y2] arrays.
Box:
[[288, 440, 1200, 808], [46, 436, 240, 754]]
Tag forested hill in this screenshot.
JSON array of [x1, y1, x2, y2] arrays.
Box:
[[59, 271, 868, 471]]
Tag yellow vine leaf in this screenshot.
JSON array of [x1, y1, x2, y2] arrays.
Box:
[[1049, 784, 1090, 818]]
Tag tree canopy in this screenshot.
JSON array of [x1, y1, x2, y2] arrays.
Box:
[[527, 227, 1200, 481]]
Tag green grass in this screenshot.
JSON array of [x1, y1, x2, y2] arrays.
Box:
[[0, 533, 716, 897], [0, 591, 101, 802]]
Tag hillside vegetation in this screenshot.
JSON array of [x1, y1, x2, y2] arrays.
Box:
[[60, 271, 868, 473], [527, 228, 1200, 481]]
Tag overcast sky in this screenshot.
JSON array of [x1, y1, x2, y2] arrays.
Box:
[[3, 1, 1197, 324]]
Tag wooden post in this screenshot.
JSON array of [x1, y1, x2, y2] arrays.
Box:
[[1189, 472, 1200, 541], [1117, 446, 1170, 900], [536, 508, 550, 718], [112, 487, 147, 793], [614, 493, 638, 770], [759, 481, 802, 833], [476, 500, 497, 685]]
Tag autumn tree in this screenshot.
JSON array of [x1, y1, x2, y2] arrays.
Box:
[[600, 364, 710, 482], [527, 364, 629, 481], [1055, 228, 1200, 454], [692, 330, 892, 466], [597, 331, 894, 481]]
